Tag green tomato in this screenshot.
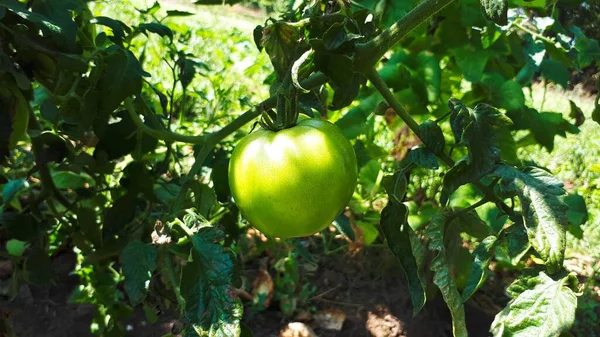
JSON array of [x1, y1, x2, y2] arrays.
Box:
[[229, 117, 358, 238]]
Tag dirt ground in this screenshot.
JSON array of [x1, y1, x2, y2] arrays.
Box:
[[0, 243, 500, 337]]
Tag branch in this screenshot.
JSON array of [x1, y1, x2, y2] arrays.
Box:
[[354, 0, 456, 71], [366, 68, 513, 214], [124, 98, 206, 144]]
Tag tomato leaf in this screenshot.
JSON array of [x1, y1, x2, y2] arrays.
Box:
[[453, 210, 494, 239], [139, 22, 174, 42], [122, 240, 158, 305], [479, 0, 508, 25], [495, 220, 531, 266], [333, 213, 355, 241], [491, 165, 568, 273], [94, 46, 146, 118], [418, 120, 445, 154], [540, 59, 570, 88], [261, 21, 301, 76], [2, 179, 26, 206], [491, 272, 578, 337], [416, 52, 441, 102], [564, 193, 588, 238], [441, 102, 512, 205], [410, 147, 439, 170], [461, 235, 496, 301], [180, 212, 242, 337], [426, 211, 468, 337], [380, 201, 427, 315]]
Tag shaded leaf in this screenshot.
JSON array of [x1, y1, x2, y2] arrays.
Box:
[[333, 213, 355, 241], [495, 221, 531, 266], [410, 147, 439, 170], [139, 22, 174, 41], [380, 201, 426, 315], [25, 247, 56, 286], [426, 211, 468, 337], [122, 240, 158, 305], [462, 235, 496, 301]]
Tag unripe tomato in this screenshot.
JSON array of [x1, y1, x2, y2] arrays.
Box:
[[229, 117, 358, 238]]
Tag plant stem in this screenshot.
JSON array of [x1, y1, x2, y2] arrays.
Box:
[[163, 247, 186, 314], [513, 22, 556, 45], [366, 68, 513, 214], [28, 110, 72, 211], [354, 0, 455, 70], [124, 98, 206, 144]]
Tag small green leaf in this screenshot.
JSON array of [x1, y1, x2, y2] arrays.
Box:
[[92, 16, 131, 43], [122, 240, 158, 305], [166, 10, 196, 17], [480, 0, 508, 25], [564, 193, 587, 238], [453, 210, 494, 239], [380, 201, 427, 315], [491, 272, 578, 337], [410, 147, 439, 170], [462, 235, 496, 301], [139, 22, 173, 42], [52, 171, 95, 190], [426, 211, 467, 337], [495, 221, 531, 266], [491, 166, 568, 273], [6, 239, 27, 257], [333, 213, 355, 241], [2, 179, 26, 206], [189, 182, 217, 219]]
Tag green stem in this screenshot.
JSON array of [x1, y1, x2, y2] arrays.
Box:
[[366, 68, 513, 214], [28, 110, 73, 211], [163, 247, 186, 314], [124, 98, 206, 144], [354, 0, 455, 70], [513, 22, 556, 45]]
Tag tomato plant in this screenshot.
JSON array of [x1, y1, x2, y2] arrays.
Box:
[[0, 0, 598, 336]]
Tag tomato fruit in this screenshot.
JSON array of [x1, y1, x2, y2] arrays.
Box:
[[228, 117, 358, 238]]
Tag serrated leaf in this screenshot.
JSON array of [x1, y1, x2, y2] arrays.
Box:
[[426, 211, 467, 337], [442, 103, 512, 204], [491, 272, 578, 337], [462, 235, 496, 301], [122, 240, 158, 305], [262, 22, 301, 76], [380, 201, 426, 315], [410, 147, 439, 169], [95, 46, 146, 117], [181, 212, 242, 337], [491, 165, 567, 273], [480, 0, 508, 25]]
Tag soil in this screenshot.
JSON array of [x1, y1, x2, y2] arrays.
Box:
[[0, 243, 498, 337]]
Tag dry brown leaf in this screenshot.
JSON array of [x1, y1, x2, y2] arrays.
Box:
[[313, 308, 346, 331], [252, 267, 274, 309]]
